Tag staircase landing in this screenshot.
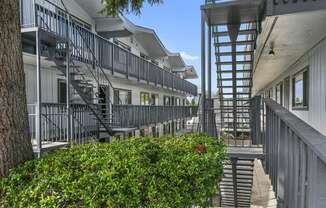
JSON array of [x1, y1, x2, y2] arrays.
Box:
[[227, 146, 264, 160]]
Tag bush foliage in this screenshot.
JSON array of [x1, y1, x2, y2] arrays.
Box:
[[0, 134, 225, 208]]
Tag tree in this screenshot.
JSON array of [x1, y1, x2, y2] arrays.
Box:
[[101, 0, 163, 16], [0, 1, 34, 177]]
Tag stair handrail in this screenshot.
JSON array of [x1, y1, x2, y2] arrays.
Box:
[[32, 0, 197, 96], [36, 12, 116, 134]]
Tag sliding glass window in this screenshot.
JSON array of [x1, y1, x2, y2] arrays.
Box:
[[292, 68, 309, 110], [114, 89, 132, 105], [140, 92, 150, 105], [276, 82, 283, 105]]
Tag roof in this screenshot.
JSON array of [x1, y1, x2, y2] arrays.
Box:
[[172, 66, 198, 79], [75, 0, 197, 79], [201, 0, 262, 25]]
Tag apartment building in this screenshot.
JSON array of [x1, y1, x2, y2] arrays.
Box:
[[19, 0, 198, 154], [201, 0, 326, 207]]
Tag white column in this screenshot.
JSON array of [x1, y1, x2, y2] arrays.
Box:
[[35, 29, 42, 157], [201, 10, 207, 133]]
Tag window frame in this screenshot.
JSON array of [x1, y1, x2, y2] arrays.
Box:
[[276, 82, 283, 105], [114, 88, 132, 105], [150, 94, 159, 106], [57, 79, 67, 104], [140, 92, 150, 106], [164, 96, 171, 106], [269, 88, 274, 99], [292, 67, 309, 111]]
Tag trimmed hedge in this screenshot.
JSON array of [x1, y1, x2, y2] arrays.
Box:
[[0, 134, 225, 208]]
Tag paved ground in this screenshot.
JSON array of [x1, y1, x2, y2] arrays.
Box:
[[251, 160, 277, 208]]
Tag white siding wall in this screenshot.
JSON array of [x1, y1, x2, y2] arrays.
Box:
[[25, 63, 63, 104], [118, 37, 146, 57], [117, 36, 170, 70], [261, 38, 326, 136]]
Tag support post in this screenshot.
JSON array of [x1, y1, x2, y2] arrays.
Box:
[[228, 24, 240, 139], [66, 14, 71, 142], [35, 29, 42, 158], [207, 22, 213, 136], [207, 24, 212, 100], [231, 158, 238, 207], [201, 10, 207, 133]]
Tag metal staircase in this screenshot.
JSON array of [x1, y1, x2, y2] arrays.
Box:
[[220, 158, 255, 207], [213, 22, 257, 138], [40, 1, 121, 137], [212, 22, 257, 207]]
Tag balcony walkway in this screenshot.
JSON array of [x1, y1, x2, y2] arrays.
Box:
[[251, 160, 277, 208]]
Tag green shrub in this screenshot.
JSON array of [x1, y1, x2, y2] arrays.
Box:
[[0, 134, 225, 208]]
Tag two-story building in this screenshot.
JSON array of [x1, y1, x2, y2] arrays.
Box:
[[19, 0, 198, 154]]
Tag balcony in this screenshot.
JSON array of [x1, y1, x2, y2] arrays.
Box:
[[112, 105, 198, 128], [207, 96, 326, 207], [19, 0, 197, 96], [28, 103, 197, 152]]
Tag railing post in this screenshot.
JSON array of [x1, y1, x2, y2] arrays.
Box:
[[147, 62, 150, 84], [92, 33, 96, 69], [111, 44, 114, 75], [155, 67, 158, 86], [162, 71, 165, 88], [137, 60, 140, 82], [33, 0, 37, 27], [126, 52, 129, 79]]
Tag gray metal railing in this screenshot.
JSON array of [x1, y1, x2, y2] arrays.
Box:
[[28, 103, 198, 148], [205, 0, 224, 4], [112, 105, 198, 128], [263, 98, 326, 207], [19, 0, 197, 96], [28, 103, 98, 148]]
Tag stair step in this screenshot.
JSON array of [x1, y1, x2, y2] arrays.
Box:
[[221, 191, 252, 195], [215, 40, 255, 47]]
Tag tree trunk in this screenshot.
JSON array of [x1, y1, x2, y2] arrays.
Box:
[[0, 0, 34, 178]]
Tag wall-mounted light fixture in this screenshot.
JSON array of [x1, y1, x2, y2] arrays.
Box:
[[269, 42, 275, 56]]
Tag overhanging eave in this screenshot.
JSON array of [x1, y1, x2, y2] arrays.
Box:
[[201, 0, 263, 25]]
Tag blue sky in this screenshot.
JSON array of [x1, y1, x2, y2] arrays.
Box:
[[126, 0, 216, 92]]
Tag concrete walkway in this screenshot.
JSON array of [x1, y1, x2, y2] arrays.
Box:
[[251, 160, 277, 208]]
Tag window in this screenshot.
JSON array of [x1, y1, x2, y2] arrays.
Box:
[[58, 79, 67, 104], [269, 88, 274, 99], [292, 68, 309, 109], [175, 98, 181, 106], [82, 86, 93, 102], [151, 94, 159, 106], [276, 82, 283, 105], [114, 89, 131, 105], [164, 96, 171, 106], [140, 92, 150, 105]]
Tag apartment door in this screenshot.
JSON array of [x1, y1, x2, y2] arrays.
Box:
[[284, 77, 290, 109], [99, 86, 109, 117]]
